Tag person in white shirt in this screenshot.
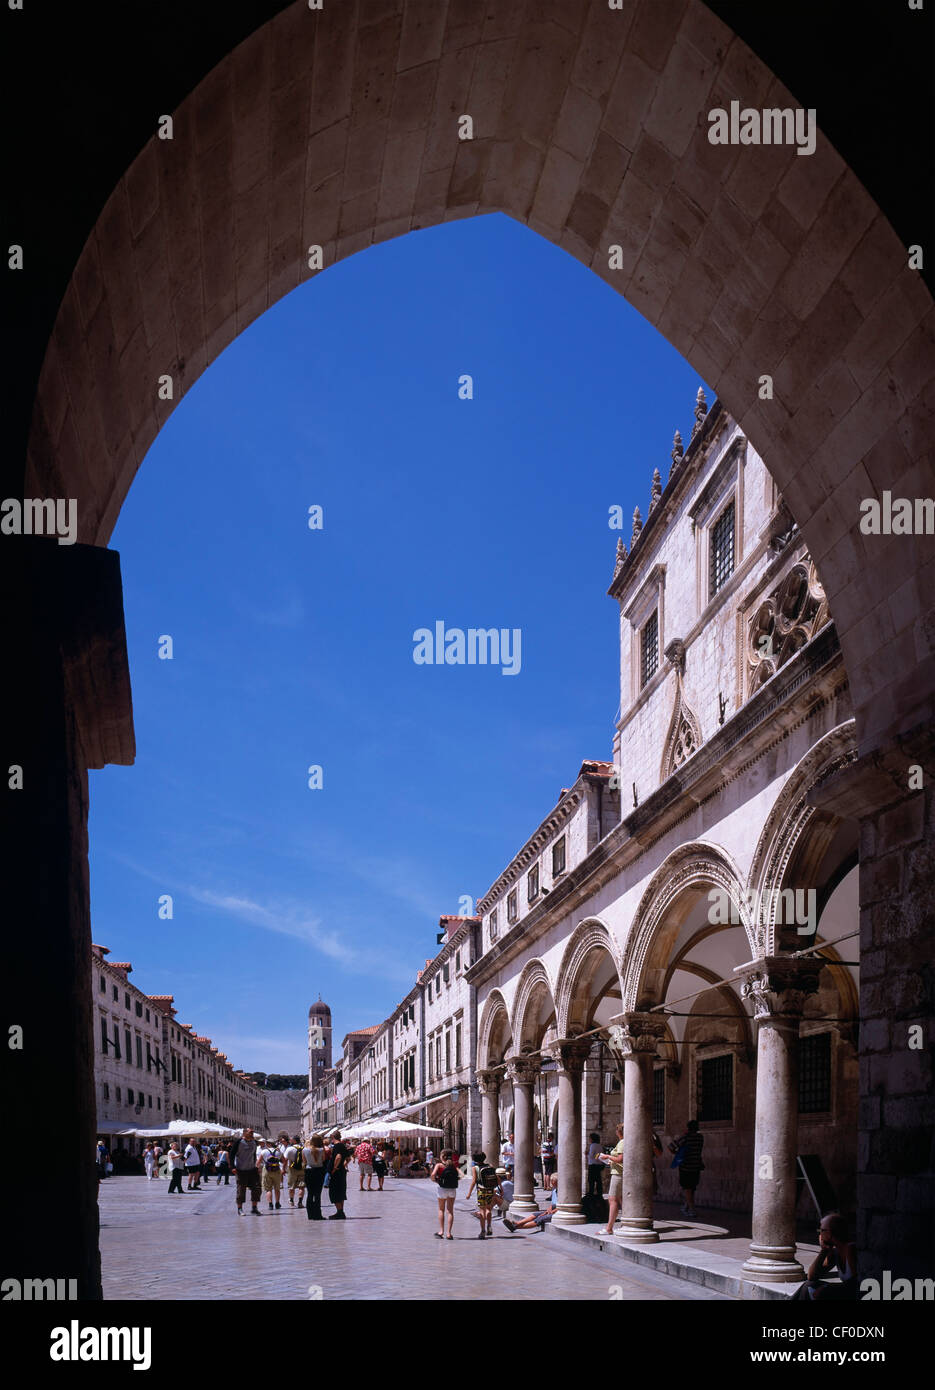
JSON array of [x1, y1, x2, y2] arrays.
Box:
[[184, 1141, 202, 1190], [259, 1143, 283, 1209], [284, 1137, 304, 1208], [143, 1144, 155, 1181], [167, 1142, 185, 1195]]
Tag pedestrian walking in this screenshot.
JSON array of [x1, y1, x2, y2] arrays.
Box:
[[304, 1134, 327, 1220], [143, 1143, 155, 1181], [230, 1127, 262, 1215], [430, 1149, 459, 1239], [669, 1119, 704, 1218], [598, 1123, 625, 1235], [260, 1141, 283, 1209], [372, 1143, 388, 1191], [354, 1137, 375, 1191], [425, 1147, 434, 1171], [216, 1145, 230, 1185], [585, 1131, 604, 1198], [541, 1131, 557, 1179], [285, 1137, 305, 1206], [465, 1151, 501, 1239], [184, 1141, 201, 1190], [500, 1131, 515, 1178], [153, 1144, 163, 1180], [327, 1132, 349, 1219], [167, 1142, 185, 1195]]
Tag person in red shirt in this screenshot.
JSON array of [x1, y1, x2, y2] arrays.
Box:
[[354, 1138, 376, 1191]]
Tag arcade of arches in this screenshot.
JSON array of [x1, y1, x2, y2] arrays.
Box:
[[5, 0, 933, 1297]]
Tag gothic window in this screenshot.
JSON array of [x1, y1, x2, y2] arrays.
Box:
[[507, 889, 518, 924], [709, 500, 735, 597], [641, 610, 659, 687], [746, 559, 830, 695]]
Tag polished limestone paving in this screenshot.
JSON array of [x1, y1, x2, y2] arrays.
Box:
[[98, 1174, 727, 1301]]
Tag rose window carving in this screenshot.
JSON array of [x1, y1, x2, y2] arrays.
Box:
[[747, 559, 830, 694]]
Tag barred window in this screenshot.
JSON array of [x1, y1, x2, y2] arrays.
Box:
[[527, 864, 540, 903], [798, 1031, 832, 1113], [653, 1067, 666, 1126], [641, 610, 659, 687], [699, 1053, 733, 1121], [710, 500, 735, 597], [552, 836, 566, 877], [507, 889, 518, 924]]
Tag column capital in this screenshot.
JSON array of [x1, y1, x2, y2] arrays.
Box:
[[546, 1037, 592, 1073], [735, 956, 823, 1019], [607, 1013, 667, 1056], [476, 1066, 503, 1095], [504, 1054, 540, 1086]]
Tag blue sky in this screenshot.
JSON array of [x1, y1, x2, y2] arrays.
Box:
[[88, 213, 708, 1076]]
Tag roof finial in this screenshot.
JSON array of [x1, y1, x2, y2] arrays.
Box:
[[691, 385, 708, 438], [631, 506, 643, 547], [670, 428, 684, 476], [613, 535, 627, 579], [649, 468, 662, 512]]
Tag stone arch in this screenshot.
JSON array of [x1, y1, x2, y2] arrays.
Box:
[[554, 916, 622, 1038], [477, 989, 512, 1071], [24, 0, 934, 758], [749, 720, 859, 954], [621, 841, 754, 1011], [510, 960, 557, 1054]]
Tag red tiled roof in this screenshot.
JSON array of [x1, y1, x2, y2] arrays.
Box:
[[579, 758, 615, 777], [347, 1024, 381, 1037]]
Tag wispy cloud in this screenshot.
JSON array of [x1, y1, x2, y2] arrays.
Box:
[[232, 587, 305, 629]]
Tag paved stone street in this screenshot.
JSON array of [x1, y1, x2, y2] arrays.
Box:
[[99, 1177, 727, 1301]]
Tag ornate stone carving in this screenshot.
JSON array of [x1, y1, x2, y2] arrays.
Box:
[[607, 1014, 667, 1057], [631, 506, 643, 547], [670, 429, 684, 476], [613, 536, 627, 581], [476, 1067, 503, 1096], [547, 1038, 592, 1074], [746, 557, 831, 696], [504, 1054, 540, 1086], [768, 497, 799, 554], [660, 642, 702, 780], [738, 957, 823, 1019], [649, 468, 662, 512], [691, 385, 708, 438]]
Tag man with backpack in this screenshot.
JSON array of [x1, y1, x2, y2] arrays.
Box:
[[430, 1149, 460, 1239], [259, 1140, 284, 1209], [285, 1136, 305, 1207], [466, 1150, 502, 1239], [229, 1127, 262, 1215]]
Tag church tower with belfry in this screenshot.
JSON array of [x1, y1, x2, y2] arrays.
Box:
[[307, 997, 332, 1089]]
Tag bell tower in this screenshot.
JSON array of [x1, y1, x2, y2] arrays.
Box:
[[307, 997, 333, 1088]]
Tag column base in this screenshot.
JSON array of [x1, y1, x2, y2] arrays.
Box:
[[509, 1196, 539, 1214], [742, 1244, 805, 1282], [616, 1218, 659, 1244], [553, 1204, 586, 1226]]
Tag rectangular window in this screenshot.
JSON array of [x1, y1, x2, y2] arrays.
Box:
[[699, 1054, 733, 1122], [158, 1098, 161, 1110], [124, 1028, 132, 1063], [489, 909, 498, 941], [710, 500, 735, 597], [436, 1037, 441, 1076], [145, 1009, 150, 1023], [507, 889, 518, 924], [125, 992, 130, 1010], [652, 1067, 665, 1127], [445, 1032, 451, 1073], [113, 985, 119, 1002], [428, 1044, 434, 1081], [443, 962, 450, 985], [102, 1082, 109, 1101], [552, 836, 566, 877], [136, 1036, 143, 1069], [116, 1087, 121, 1102], [641, 610, 659, 687], [99, 975, 106, 993], [455, 950, 461, 973], [128, 1088, 134, 1105], [100, 1018, 109, 1054], [146, 1043, 152, 1071], [455, 1023, 462, 1068], [798, 1032, 832, 1114], [527, 863, 539, 903]]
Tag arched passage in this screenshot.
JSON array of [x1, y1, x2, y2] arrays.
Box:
[[9, 0, 934, 1293]]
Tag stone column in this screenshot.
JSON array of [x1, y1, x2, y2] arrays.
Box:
[[738, 958, 823, 1282], [612, 1014, 667, 1243], [476, 1067, 502, 1169], [505, 1055, 539, 1211], [549, 1039, 591, 1225], [3, 540, 134, 1301], [808, 730, 935, 1283]]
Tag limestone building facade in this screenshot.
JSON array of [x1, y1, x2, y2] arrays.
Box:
[[471, 394, 858, 1283]]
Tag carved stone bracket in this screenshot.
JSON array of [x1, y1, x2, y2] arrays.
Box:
[[735, 956, 823, 1020]]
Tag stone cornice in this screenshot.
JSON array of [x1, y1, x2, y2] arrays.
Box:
[[608, 400, 727, 602], [476, 786, 584, 914], [467, 630, 846, 985]]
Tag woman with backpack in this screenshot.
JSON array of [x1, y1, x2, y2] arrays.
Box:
[[466, 1151, 502, 1239], [431, 1149, 459, 1239]]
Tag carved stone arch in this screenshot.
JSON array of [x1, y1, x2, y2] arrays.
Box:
[[621, 842, 754, 1012], [477, 989, 512, 1071], [510, 960, 557, 1054], [748, 721, 858, 954], [554, 917, 622, 1038]]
